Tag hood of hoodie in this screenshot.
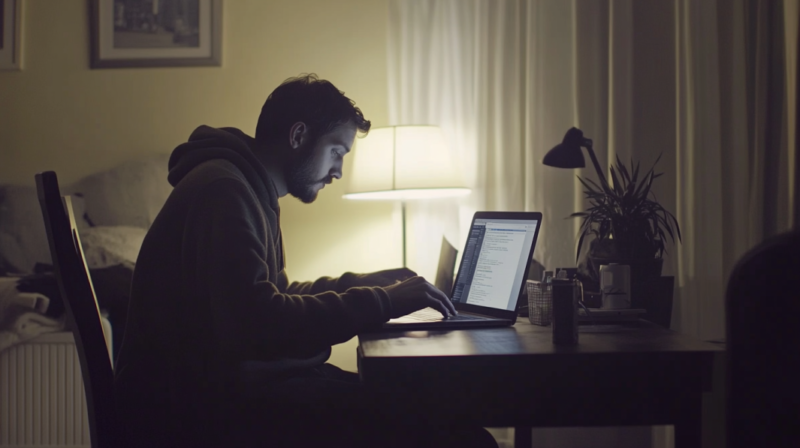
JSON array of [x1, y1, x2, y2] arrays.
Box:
[[167, 126, 280, 213]]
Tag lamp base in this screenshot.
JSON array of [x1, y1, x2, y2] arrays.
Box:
[[401, 200, 407, 268]]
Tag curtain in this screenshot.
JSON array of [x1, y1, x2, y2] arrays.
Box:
[[388, 0, 583, 281], [388, 0, 796, 345], [793, 0, 800, 229]]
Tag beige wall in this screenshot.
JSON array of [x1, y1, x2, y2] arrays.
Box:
[[0, 0, 400, 371]]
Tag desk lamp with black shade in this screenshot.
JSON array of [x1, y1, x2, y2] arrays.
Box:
[[343, 125, 470, 268], [543, 127, 610, 191]]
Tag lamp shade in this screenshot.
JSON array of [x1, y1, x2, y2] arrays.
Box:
[[344, 125, 470, 200], [542, 127, 587, 169]]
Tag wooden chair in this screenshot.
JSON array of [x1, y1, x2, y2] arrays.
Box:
[[725, 230, 800, 447], [35, 171, 118, 448]]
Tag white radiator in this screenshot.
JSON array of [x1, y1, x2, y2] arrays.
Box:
[[0, 332, 90, 448]]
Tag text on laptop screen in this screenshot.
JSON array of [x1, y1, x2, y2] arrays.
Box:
[[451, 218, 539, 311]]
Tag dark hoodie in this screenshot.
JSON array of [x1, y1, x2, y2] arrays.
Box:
[[114, 126, 393, 447]]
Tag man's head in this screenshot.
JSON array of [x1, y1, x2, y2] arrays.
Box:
[[255, 74, 371, 203]]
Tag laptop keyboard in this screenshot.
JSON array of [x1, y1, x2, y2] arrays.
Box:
[[400, 307, 484, 322]]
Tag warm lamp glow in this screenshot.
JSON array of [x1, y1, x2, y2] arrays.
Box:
[[343, 188, 471, 200], [344, 125, 470, 267], [344, 126, 470, 200]]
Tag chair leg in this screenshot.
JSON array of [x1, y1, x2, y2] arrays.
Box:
[[514, 426, 531, 448]]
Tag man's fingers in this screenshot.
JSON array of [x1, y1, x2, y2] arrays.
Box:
[[429, 285, 457, 316], [445, 296, 457, 316], [445, 297, 457, 316], [426, 295, 450, 318]]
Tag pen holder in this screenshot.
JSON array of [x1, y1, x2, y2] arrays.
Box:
[[526, 280, 552, 326]]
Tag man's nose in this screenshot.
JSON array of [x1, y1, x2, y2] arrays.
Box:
[[330, 164, 342, 180]]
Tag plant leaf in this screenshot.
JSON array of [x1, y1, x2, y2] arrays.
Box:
[[649, 153, 663, 177], [617, 155, 632, 185], [655, 213, 675, 242], [610, 166, 625, 197], [631, 160, 640, 185], [669, 212, 682, 241], [577, 176, 601, 194], [585, 177, 607, 195], [634, 170, 655, 200], [576, 230, 587, 263]]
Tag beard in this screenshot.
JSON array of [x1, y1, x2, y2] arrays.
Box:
[[285, 147, 328, 204]]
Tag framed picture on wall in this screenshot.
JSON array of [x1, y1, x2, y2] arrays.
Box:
[[0, 0, 22, 71], [90, 0, 222, 69]]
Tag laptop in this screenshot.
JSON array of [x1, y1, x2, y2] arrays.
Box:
[[380, 211, 542, 331]]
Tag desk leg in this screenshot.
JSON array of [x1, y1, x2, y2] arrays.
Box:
[[514, 426, 531, 448], [674, 392, 702, 448]]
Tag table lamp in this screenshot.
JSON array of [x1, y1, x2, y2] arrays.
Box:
[[543, 127, 610, 192], [344, 125, 470, 267]]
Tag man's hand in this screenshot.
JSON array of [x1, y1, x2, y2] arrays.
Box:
[[354, 268, 417, 287], [383, 276, 457, 319]]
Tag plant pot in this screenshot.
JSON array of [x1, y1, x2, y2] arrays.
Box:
[[631, 276, 674, 328], [578, 240, 665, 297], [588, 239, 661, 277]]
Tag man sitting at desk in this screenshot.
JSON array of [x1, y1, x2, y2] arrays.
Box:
[[114, 74, 497, 448]]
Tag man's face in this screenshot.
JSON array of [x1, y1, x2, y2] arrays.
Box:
[[285, 122, 357, 203]]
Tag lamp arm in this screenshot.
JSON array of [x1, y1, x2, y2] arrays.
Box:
[[583, 140, 612, 193]]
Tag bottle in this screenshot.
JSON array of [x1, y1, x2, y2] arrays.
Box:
[[552, 278, 578, 345]]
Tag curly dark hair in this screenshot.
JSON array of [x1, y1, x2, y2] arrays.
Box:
[[255, 74, 371, 149]]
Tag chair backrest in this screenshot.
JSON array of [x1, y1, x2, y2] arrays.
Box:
[[35, 171, 117, 448], [725, 230, 800, 448]]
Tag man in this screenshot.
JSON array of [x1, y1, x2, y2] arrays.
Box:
[[114, 74, 497, 447]]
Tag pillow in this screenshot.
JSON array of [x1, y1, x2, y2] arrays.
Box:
[[0, 185, 88, 274], [66, 154, 172, 229], [79, 226, 147, 270], [1, 154, 170, 274]]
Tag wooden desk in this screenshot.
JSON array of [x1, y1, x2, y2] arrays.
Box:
[[358, 320, 722, 448]]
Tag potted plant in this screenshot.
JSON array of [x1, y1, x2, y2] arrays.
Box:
[[571, 154, 681, 289], [543, 127, 681, 325]]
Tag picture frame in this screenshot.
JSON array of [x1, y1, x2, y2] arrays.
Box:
[[90, 0, 222, 69], [0, 0, 22, 71]]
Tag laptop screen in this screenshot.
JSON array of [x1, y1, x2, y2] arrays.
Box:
[[451, 217, 539, 311]]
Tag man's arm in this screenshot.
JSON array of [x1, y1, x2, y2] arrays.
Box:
[[186, 179, 392, 358], [282, 268, 417, 295], [281, 273, 359, 295]]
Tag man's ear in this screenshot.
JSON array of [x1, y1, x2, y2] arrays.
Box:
[[289, 122, 308, 149]]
